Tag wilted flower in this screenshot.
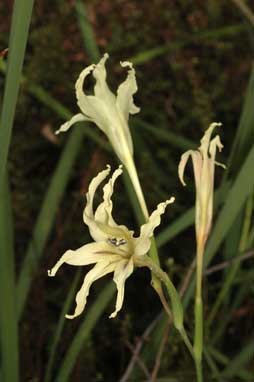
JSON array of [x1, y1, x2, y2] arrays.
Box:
[[48, 166, 174, 319], [178, 122, 225, 247], [55, 53, 139, 166]]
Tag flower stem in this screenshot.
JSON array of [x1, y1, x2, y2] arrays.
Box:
[[125, 156, 162, 291], [194, 239, 205, 382], [125, 156, 149, 220], [135, 254, 194, 359]]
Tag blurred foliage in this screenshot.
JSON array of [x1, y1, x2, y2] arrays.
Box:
[[0, 0, 254, 381]]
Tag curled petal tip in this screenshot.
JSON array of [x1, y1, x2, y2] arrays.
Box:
[[168, 196, 175, 204], [65, 314, 75, 320], [48, 269, 54, 277]]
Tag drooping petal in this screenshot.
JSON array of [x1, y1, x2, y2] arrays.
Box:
[[134, 198, 175, 256], [66, 260, 117, 319], [55, 113, 90, 135], [83, 165, 111, 242], [109, 258, 134, 318], [178, 150, 202, 188], [48, 241, 123, 277], [117, 61, 140, 120]]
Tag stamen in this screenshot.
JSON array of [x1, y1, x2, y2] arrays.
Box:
[[108, 237, 127, 247]]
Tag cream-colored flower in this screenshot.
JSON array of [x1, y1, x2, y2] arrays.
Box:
[[48, 166, 174, 319], [178, 122, 225, 246], [55, 53, 139, 165]]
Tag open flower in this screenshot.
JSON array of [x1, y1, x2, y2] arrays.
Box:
[[178, 122, 225, 247], [48, 166, 174, 319], [55, 53, 139, 165]]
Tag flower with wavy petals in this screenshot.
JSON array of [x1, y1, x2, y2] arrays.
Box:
[[55, 53, 139, 165], [48, 166, 174, 319]]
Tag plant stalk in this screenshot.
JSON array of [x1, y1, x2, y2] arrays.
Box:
[[194, 239, 205, 382]]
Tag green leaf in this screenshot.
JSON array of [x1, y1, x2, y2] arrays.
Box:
[[17, 127, 85, 318], [0, 0, 34, 182], [45, 269, 82, 382], [55, 283, 115, 382], [0, 177, 19, 381], [221, 340, 254, 378]]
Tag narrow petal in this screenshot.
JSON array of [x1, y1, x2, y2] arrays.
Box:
[[109, 258, 134, 318], [209, 135, 225, 168], [178, 150, 202, 189], [178, 150, 193, 186], [55, 113, 89, 135], [134, 198, 175, 256], [83, 165, 111, 242], [116, 61, 140, 120], [93, 53, 116, 105], [199, 122, 222, 158], [66, 260, 117, 319], [95, 165, 123, 226], [75, 62, 110, 132], [93, 166, 134, 242], [48, 242, 123, 277]]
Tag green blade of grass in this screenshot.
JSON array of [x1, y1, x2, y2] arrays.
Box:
[[129, 24, 247, 65], [133, 118, 195, 151], [0, 0, 34, 182], [227, 66, 254, 173], [17, 126, 85, 319], [45, 269, 82, 382], [0, 177, 19, 381], [0, 1, 34, 380], [74, 0, 100, 61], [221, 340, 254, 378], [55, 282, 115, 382]]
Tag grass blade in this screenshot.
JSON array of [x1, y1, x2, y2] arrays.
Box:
[[221, 340, 254, 378], [55, 283, 115, 382], [74, 0, 100, 61], [0, 177, 19, 381], [0, 0, 34, 181], [17, 127, 85, 318], [227, 66, 254, 173], [45, 269, 82, 382], [129, 24, 247, 65], [133, 118, 195, 151]]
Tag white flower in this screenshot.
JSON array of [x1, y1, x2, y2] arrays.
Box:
[[178, 122, 225, 246], [55, 53, 140, 165], [48, 166, 174, 319]]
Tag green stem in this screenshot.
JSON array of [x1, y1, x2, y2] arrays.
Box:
[[194, 240, 204, 382], [125, 155, 149, 220], [124, 155, 163, 295], [135, 254, 194, 358]]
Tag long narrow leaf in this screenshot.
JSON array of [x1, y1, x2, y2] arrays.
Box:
[[221, 340, 254, 378], [0, 177, 19, 381], [45, 269, 82, 382], [17, 127, 85, 318], [0, 0, 34, 181], [129, 24, 247, 65], [56, 283, 115, 382]]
